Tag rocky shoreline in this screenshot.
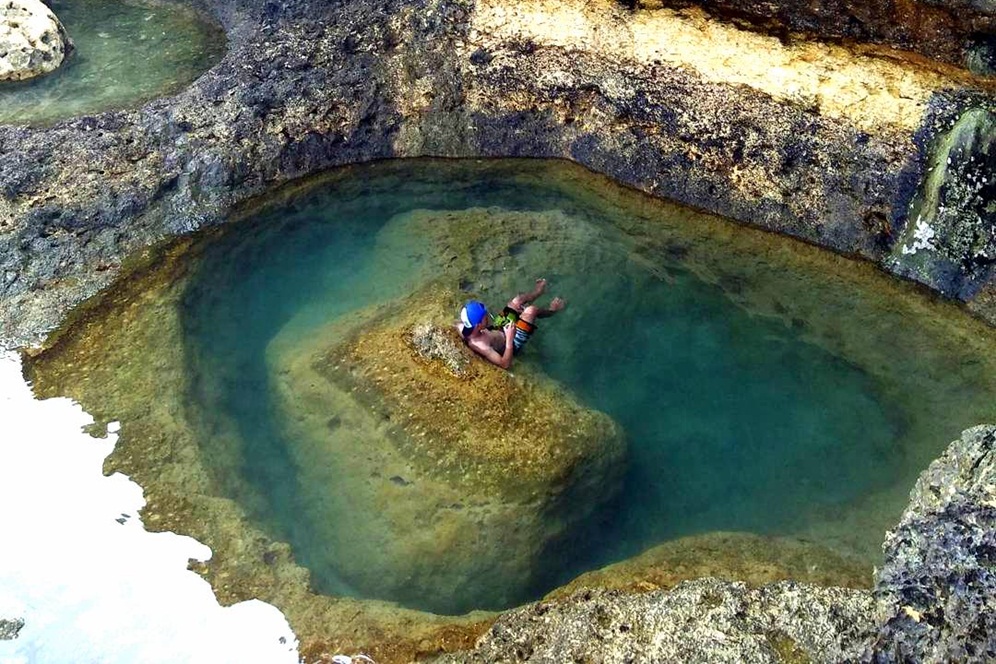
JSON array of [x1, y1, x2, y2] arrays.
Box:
[[438, 426, 996, 662], [3, 0, 996, 661], [2, 0, 996, 348]]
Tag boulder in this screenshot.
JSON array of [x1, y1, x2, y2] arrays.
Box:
[[267, 286, 626, 615], [0, 0, 73, 82], [868, 425, 996, 662]]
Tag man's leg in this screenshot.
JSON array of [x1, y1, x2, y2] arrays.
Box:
[[519, 297, 566, 324], [507, 278, 547, 312]]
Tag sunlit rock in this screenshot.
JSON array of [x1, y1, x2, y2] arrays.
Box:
[[870, 425, 996, 661], [630, 0, 996, 70], [439, 579, 875, 663], [545, 531, 873, 599], [0, 0, 72, 82], [267, 286, 626, 615]]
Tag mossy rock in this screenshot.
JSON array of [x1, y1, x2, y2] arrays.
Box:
[[267, 286, 626, 614]]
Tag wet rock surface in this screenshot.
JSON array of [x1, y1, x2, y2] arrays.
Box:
[[268, 286, 625, 614], [868, 425, 996, 663], [0, 0, 72, 81], [3, 0, 996, 347], [890, 106, 996, 301]]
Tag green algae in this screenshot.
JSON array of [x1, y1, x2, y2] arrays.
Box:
[[892, 106, 996, 296]]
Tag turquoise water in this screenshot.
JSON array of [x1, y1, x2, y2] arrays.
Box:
[[0, 0, 224, 125], [178, 160, 996, 614]]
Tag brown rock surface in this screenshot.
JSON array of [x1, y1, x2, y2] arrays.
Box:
[[267, 284, 626, 614]]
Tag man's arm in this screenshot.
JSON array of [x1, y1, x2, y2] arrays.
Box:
[[469, 325, 516, 369]]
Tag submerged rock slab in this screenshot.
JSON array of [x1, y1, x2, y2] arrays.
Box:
[[546, 531, 873, 599], [267, 287, 625, 614], [0, 0, 71, 81], [869, 425, 996, 662]]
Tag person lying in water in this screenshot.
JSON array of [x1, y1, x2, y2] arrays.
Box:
[[458, 278, 565, 369]]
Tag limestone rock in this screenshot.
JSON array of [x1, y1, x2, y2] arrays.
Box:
[[632, 0, 996, 71], [436, 579, 875, 663], [868, 425, 996, 662], [0, 0, 72, 82], [267, 287, 626, 615]]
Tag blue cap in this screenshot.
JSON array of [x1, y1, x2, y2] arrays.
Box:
[[460, 300, 488, 328]]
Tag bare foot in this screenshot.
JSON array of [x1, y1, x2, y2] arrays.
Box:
[[549, 296, 566, 312], [513, 279, 547, 308]]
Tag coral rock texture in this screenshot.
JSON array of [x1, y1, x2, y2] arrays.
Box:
[[0, 0, 71, 81], [869, 425, 996, 662], [436, 580, 876, 663]]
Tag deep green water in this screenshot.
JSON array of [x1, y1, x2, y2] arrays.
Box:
[[0, 0, 224, 125], [178, 160, 996, 614]]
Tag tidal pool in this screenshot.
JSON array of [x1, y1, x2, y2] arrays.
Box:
[[25, 160, 996, 619], [0, 0, 224, 125]]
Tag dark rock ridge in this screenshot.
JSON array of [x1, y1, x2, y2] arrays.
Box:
[[2, 0, 996, 347], [635, 0, 996, 73], [435, 427, 996, 663]]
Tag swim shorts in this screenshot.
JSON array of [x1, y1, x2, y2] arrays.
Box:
[[493, 306, 535, 354]]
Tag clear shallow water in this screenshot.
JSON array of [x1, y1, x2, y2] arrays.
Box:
[[0, 0, 224, 125], [174, 160, 996, 614]]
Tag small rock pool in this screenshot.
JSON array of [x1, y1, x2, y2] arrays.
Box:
[[25, 159, 996, 618], [0, 0, 224, 125]]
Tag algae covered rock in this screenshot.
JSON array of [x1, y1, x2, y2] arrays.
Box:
[[437, 579, 875, 663], [868, 425, 996, 662], [267, 286, 625, 615], [891, 107, 996, 300], [0, 0, 72, 82]]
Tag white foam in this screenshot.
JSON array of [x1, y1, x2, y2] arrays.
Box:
[[0, 352, 300, 664]]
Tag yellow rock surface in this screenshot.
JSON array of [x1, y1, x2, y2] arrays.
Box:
[[267, 286, 625, 613]]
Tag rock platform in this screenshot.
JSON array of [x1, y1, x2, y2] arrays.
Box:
[[267, 286, 626, 614]]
